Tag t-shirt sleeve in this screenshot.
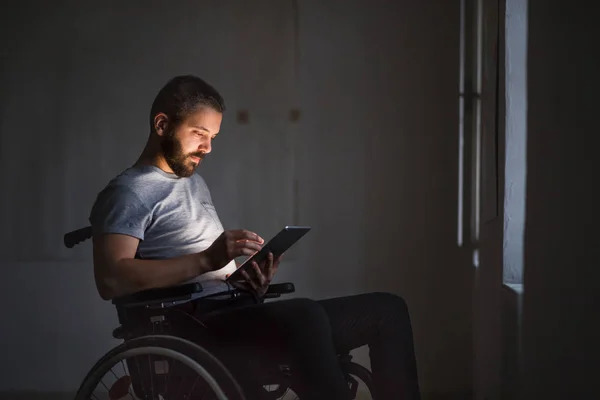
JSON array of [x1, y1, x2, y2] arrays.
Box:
[[89, 185, 152, 240]]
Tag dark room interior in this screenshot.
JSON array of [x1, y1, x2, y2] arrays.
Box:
[[0, 0, 598, 399]]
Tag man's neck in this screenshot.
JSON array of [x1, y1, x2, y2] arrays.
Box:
[[135, 138, 173, 174]]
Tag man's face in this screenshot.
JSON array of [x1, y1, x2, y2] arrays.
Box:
[[160, 107, 222, 177]]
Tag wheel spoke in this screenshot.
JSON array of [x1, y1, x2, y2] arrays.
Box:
[[148, 354, 156, 399], [186, 374, 201, 399], [163, 359, 174, 398], [132, 355, 148, 399], [99, 378, 111, 393], [119, 360, 136, 398], [77, 336, 245, 400], [172, 370, 187, 400]]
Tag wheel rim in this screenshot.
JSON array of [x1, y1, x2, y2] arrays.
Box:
[[78, 345, 230, 400]]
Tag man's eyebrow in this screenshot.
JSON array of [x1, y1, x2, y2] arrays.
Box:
[[192, 125, 210, 132]]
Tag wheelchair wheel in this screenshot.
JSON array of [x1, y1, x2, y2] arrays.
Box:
[[75, 335, 245, 400], [341, 360, 375, 399], [266, 360, 374, 399]]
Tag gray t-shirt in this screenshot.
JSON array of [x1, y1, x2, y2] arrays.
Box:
[[89, 165, 236, 297]]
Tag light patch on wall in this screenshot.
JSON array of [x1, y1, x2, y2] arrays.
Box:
[[503, 0, 528, 284], [473, 248, 480, 268]]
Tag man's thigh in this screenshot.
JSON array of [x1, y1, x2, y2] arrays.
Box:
[[193, 297, 328, 350], [191, 292, 409, 355], [317, 292, 410, 353]]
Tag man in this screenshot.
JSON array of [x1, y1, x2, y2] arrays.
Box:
[[90, 75, 421, 399]]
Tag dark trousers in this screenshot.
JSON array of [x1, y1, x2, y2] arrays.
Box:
[[188, 292, 421, 400]]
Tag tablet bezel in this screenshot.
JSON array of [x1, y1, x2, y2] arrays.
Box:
[[225, 225, 311, 282]]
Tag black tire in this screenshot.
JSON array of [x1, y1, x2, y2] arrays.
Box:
[[75, 334, 246, 400], [341, 361, 375, 399]]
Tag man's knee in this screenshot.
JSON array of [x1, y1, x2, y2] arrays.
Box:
[[374, 291, 408, 308], [368, 292, 411, 321], [277, 298, 330, 333], [283, 297, 329, 319]]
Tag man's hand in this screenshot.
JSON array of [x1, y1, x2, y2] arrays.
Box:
[[203, 229, 265, 271], [231, 252, 283, 298]]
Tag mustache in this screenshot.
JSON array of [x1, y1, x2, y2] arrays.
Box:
[[189, 152, 206, 159]]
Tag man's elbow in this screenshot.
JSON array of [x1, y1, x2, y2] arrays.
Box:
[[95, 269, 148, 301], [95, 277, 118, 301], [94, 264, 130, 301], [98, 289, 113, 302]]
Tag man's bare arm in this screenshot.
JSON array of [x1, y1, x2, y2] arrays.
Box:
[[92, 233, 212, 300], [92, 230, 264, 301]]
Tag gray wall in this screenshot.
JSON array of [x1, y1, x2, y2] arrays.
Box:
[[0, 0, 470, 397], [521, 0, 600, 398]]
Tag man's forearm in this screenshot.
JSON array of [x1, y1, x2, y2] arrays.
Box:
[[98, 252, 213, 300]]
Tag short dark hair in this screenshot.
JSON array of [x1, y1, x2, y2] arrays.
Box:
[[149, 75, 225, 131]]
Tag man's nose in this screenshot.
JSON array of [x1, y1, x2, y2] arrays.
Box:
[[200, 138, 212, 154]]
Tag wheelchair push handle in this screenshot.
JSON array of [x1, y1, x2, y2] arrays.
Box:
[[64, 226, 93, 248]]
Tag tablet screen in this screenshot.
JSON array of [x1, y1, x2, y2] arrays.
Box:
[[226, 225, 311, 282]]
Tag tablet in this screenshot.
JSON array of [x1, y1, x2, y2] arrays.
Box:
[[226, 225, 311, 282]]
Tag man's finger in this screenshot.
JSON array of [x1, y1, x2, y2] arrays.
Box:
[[233, 244, 260, 256], [233, 229, 264, 244], [252, 261, 268, 286], [241, 270, 259, 292], [263, 252, 274, 278], [239, 242, 263, 252], [230, 279, 248, 291], [238, 247, 258, 257]]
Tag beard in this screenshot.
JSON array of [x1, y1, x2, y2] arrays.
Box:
[[160, 127, 204, 177]]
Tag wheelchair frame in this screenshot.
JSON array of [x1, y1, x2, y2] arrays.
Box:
[[66, 226, 374, 399]]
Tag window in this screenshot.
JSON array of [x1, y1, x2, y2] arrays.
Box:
[[458, 0, 485, 268], [503, 0, 527, 284]]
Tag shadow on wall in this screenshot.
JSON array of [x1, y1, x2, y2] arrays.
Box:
[[356, 2, 473, 396]]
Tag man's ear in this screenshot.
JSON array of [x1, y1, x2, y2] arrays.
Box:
[[153, 113, 169, 136]]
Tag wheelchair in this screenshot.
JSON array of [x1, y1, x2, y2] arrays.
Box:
[[65, 227, 375, 399]]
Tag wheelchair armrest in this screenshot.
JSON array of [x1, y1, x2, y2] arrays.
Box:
[[263, 282, 295, 299], [112, 282, 203, 308]]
